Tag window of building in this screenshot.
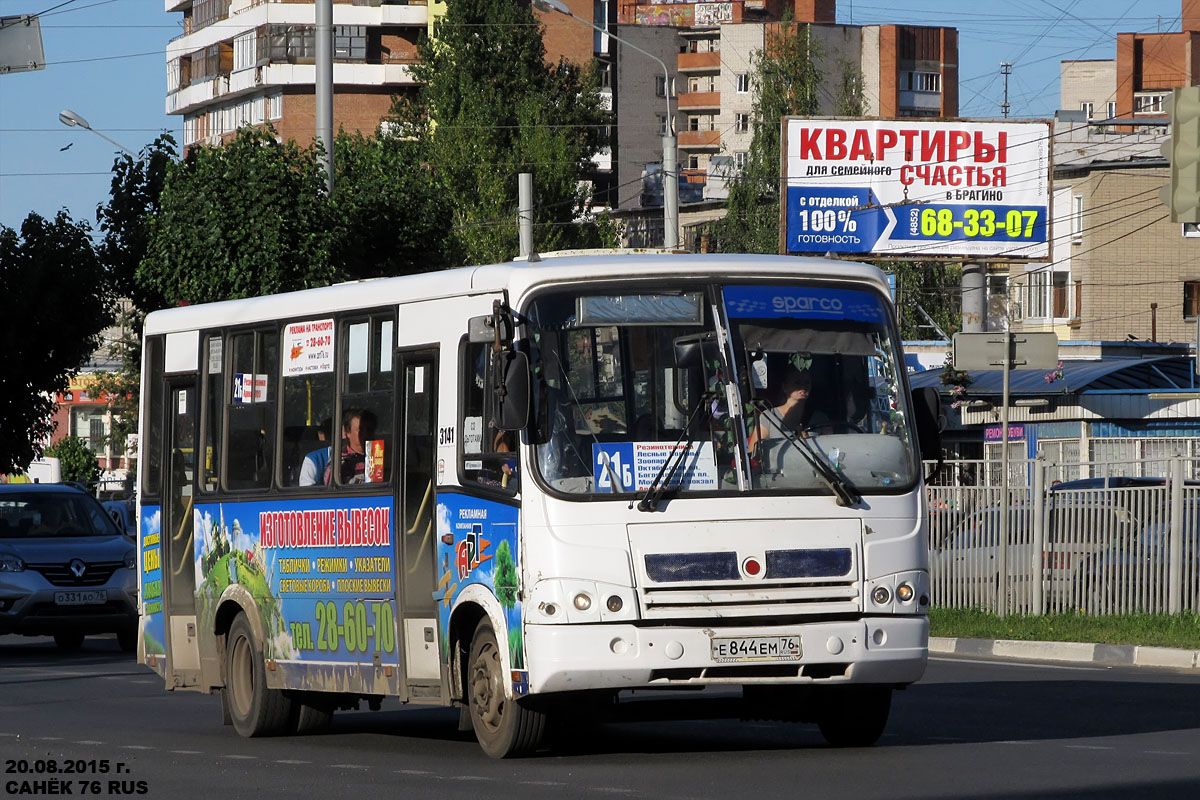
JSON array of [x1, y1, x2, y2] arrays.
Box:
[[656, 75, 675, 97], [735, 73, 750, 93], [1185, 280, 1200, 320], [735, 113, 750, 133], [1107, 100, 1117, 120], [1027, 271, 1050, 320], [1071, 194, 1083, 242], [459, 342, 519, 494], [687, 114, 715, 132], [1052, 272, 1069, 319], [1080, 101, 1094, 119], [734, 151, 747, 170], [655, 114, 667, 135], [1135, 92, 1167, 114], [333, 25, 367, 62], [907, 71, 940, 92], [597, 61, 612, 88], [688, 154, 700, 170], [269, 93, 283, 120], [225, 329, 278, 491]]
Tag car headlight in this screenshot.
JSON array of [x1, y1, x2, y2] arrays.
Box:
[[0, 554, 25, 572], [124, 551, 136, 570]]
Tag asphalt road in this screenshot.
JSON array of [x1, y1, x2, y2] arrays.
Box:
[[2, 634, 1199, 799]]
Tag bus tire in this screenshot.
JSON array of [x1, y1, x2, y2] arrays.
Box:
[[225, 612, 293, 737], [292, 702, 333, 736], [467, 620, 545, 758], [815, 686, 891, 747]]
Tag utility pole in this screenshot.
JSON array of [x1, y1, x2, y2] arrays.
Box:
[[1000, 63, 1012, 119]]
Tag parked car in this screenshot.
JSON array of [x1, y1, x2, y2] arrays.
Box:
[[101, 499, 136, 535], [0, 483, 138, 651]]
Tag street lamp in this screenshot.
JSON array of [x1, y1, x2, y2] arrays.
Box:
[[531, 0, 679, 248], [58, 109, 135, 156]]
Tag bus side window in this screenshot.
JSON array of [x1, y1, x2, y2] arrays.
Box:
[[200, 335, 223, 493], [459, 341, 518, 492], [339, 315, 394, 485], [225, 329, 278, 491]]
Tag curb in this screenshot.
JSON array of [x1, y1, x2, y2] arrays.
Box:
[[929, 636, 1200, 670]]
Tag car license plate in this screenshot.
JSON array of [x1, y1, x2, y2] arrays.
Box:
[[54, 590, 107, 606], [711, 636, 801, 662]]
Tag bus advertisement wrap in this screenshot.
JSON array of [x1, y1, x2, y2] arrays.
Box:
[[435, 493, 524, 682], [140, 505, 165, 670], [191, 497, 397, 663], [781, 118, 1051, 259]]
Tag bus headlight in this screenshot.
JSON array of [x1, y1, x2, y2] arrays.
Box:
[[605, 595, 623, 613], [871, 586, 891, 606], [896, 583, 914, 602], [572, 593, 592, 611]]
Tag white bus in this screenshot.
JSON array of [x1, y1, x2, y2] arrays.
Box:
[[136, 253, 941, 757]]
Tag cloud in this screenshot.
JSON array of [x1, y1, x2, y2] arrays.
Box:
[[437, 502, 450, 535]]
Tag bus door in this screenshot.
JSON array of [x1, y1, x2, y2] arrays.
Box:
[[395, 348, 441, 693], [162, 379, 202, 686]]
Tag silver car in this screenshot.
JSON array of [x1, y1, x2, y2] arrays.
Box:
[[0, 483, 138, 651]]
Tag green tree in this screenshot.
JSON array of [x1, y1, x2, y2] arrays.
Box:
[[331, 131, 454, 276], [0, 212, 113, 474], [90, 135, 178, 454], [139, 126, 339, 305], [401, 0, 609, 265], [887, 260, 962, 340], [711, 22, 823, 253], [45, 436, 101, 486]]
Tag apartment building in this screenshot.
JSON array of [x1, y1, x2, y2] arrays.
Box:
[[614, 4, 958, 234], [165, 0, 427, 148]]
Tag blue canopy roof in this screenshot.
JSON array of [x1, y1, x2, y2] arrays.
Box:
[[908, 356, 1195, 396]]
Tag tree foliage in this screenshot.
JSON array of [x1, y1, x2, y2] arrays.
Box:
[[711, 23, 823, 254], [0, 212, 113, 474], [493, 539, 518, 610], [888, 260, 962, 340], [139, 126, 339, 305], [400, 0, 610, 264], [45, 436, 101, 486]]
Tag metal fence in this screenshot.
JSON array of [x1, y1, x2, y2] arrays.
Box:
[[926, 458, 1200, 616]]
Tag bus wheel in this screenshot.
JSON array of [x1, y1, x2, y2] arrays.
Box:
[[225, 612, 294, 737], [467, 620, 545, 758], [815, 686, 891, 747]]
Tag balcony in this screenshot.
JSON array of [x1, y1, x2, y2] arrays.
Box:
[[677, 51, 720, 72], [678, 130, 721, 149], [168, 62, 418, 115], [678, 91, 720, 111]]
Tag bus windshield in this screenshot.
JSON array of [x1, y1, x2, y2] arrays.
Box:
[[527, 283, 917, 498]]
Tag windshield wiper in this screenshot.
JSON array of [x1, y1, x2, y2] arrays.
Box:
[[755, 402, 861, 507], [634, 390, 715, 513]]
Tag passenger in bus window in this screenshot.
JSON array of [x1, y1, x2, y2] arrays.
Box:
[[747, 369, 830, 453], [337, 409, 377, 484], [298, 418, 332, 487], [494, 430, 518, 490]]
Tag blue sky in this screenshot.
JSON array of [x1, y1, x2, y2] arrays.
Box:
[[0, 0, 1185, 233]]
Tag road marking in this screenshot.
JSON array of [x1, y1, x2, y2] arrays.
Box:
[[121, 745, 154, 750], [447, 776, 494, 782], [170, 750, 202, 755], [75, 740, 104, 745], [1143, 750, 1190, 756], [329, 764, 369, 770], [395, 770, 432, 776], [0, 733, 18, 738], [1065, 745, 1114, 751], [995, 740, 1037, 745], [520, 781, 567, 787], [226, 755, 257, 760], [592, 790, 638, 796], [37, 736, 64, 741], [275, 760, 310, 765]]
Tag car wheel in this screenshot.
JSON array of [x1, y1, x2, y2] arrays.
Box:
[[815, 686, 892, 747], [116, 624, 138, 653], [467, 620, 545, 758], [224, 612, 294, 737], [54, 632, 85, 651]]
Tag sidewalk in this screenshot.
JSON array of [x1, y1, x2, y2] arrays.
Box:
[[930, 636, 1200, 670]]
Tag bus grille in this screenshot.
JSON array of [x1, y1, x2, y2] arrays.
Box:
[[639, 580, 860, 619]]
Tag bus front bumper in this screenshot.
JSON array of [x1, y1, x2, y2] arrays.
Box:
[[524, 616, 928, 695]]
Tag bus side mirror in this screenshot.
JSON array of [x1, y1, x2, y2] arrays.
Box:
[[911, 386, 943, 461], [494, 350, 531, 431], [468, 314, 495, 344]]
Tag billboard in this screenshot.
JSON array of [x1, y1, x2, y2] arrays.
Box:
[[781, 118, 1051, 260]]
